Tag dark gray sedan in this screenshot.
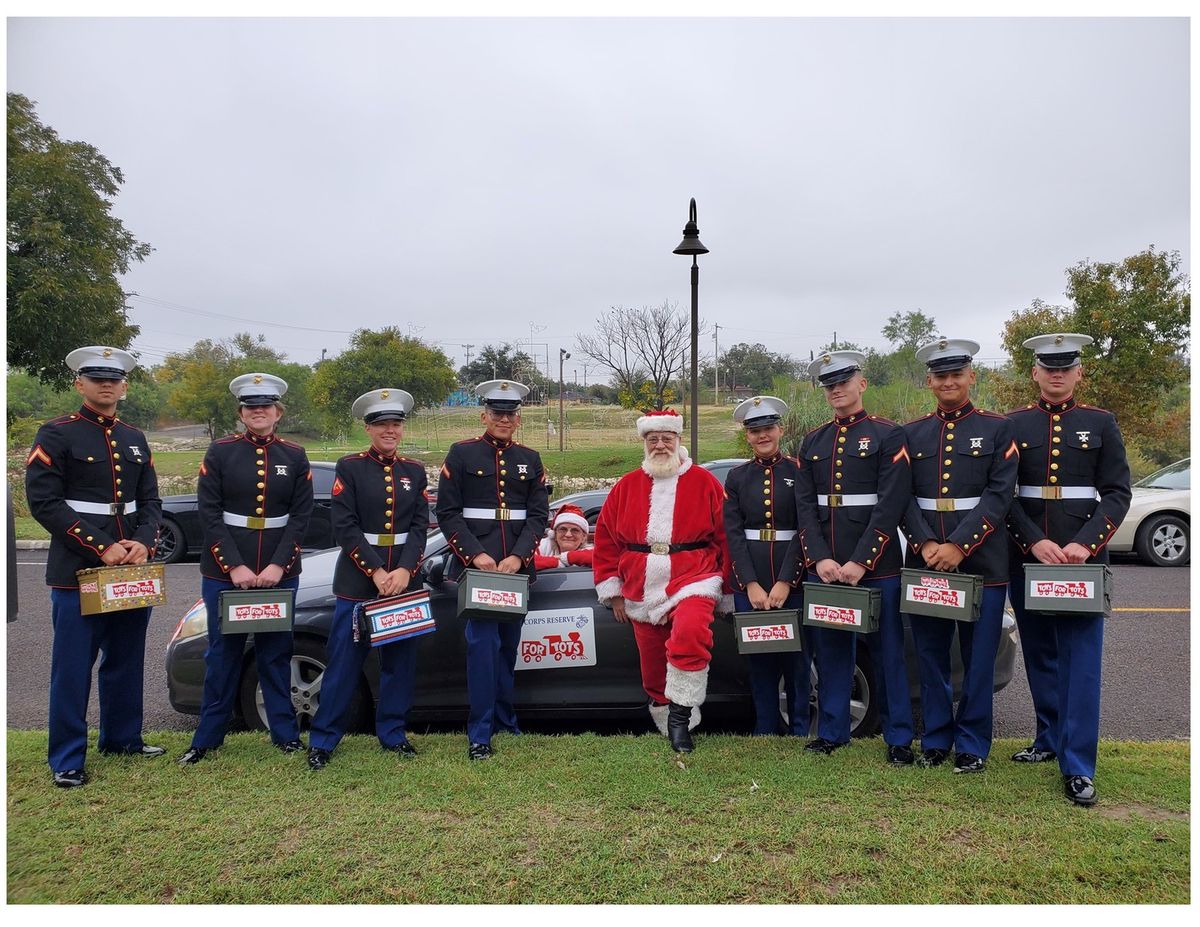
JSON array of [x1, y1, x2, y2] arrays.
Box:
[[165, 533, 1019, 739]]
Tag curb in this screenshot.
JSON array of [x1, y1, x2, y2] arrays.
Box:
[[15, 540, 50, 549]]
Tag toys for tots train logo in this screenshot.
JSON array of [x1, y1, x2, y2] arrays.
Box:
[[516, 608, 597, 670]]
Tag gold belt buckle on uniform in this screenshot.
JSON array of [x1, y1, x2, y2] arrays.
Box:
[[245, 516, 267, 530], [496, 508, 511, 521], [935, 499, 956, 512], [826, 494, 842, 507], [1041, 486, 1063, 500], [759, 528, 776, 541], [650, 542, 670, 555], [376, 533, 395, 546]]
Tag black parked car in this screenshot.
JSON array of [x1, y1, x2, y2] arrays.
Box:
[[154, 460, 339, 563], [165, 480, 1020, 737]]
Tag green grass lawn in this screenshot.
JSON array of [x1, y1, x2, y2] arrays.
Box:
[[6, 731, 1189, 904]]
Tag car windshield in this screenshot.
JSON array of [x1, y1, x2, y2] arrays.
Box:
[[1136, 459, 1190, 490]]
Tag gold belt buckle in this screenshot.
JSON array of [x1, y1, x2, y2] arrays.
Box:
[[827, 494, 842, 507], [376, 533, 395, 546], [496, 508, 511, 521], [935, 499, 956, 512], [759, 528, 776, 541], [245, 516, 267, 530], [650, 542, 670, 555], [1042, 486, 1062, 500]]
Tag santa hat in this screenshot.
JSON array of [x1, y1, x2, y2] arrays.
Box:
[[551, 504, 589, 533], [636, 408, 684, 438]]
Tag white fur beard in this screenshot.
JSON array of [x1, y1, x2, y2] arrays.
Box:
[[643, 451, 683, 479]]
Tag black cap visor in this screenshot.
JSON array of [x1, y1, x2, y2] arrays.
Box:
[[364, 410, 406, 424], [239, 394, 281, 407], [484, 399, 522, 412], [925, 355, 972, 373], [78, 366, 128, 381], [743, 414, 782, 429], [1035, 351, 1082, 370], [817, 366, 861, 387]]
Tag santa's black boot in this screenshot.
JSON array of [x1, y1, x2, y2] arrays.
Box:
[[668, 701, 694, 753]]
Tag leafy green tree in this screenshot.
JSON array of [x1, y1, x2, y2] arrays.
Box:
[[704, 343, 802, 393], [159, 333, 316, 439], [881, 310, 940, 352], [992, 248, 1190, 455], [7, 93, 151, 386], [310, 329, 457, 437], [459, 343, 537, 386], [5, 371, 76, 424]]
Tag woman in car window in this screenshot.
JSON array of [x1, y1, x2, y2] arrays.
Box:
[[533, 504, 593, 570]]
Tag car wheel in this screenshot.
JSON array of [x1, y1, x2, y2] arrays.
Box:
[[1135, 513, 1190, 567], [153, 517, 186, 564], [237, 635, 371, 732], [779, 645, 880, 738]]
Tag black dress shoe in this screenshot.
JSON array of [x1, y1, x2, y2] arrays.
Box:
[[101, 744, 166, 757], [1011, 745, 1057, 763], [307, 748, 331, 771], [384, 741, 418, 758], [468, 742, 493, 761], [667, 701, 694, 753], [1064, 775, 1097, 806], [53, 769, 86, 788], [803, 738, 842, 755], [278, 739, 305, 754], [918, 747, 949, 768], [177, 747, 208, 766], [953, 752, 986, 774], [887, 745, 915, 766]]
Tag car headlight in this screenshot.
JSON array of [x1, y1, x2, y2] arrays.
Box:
[[171, 597, 209, 643]]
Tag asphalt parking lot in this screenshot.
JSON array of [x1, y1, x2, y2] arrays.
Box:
[[6, 553, 1190, 740]]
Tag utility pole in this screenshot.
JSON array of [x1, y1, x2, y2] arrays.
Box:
[[462, 344, 473, 371], [559, 349, 570, 452], [712, 323, 721, 403]]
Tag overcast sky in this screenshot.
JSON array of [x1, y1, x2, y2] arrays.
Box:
[[6, 16, 1190, 385]]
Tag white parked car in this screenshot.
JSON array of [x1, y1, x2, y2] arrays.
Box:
[[1109, 458, 1190, 566]]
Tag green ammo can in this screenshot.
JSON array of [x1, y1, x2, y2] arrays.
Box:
[[456, 568, 530, 622], [733, 609, 803, 654], [1022, 563, 1113, 616], [801, 582, 881, 633], [899, 568, 984, 622]]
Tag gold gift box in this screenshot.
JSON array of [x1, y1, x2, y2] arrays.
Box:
[[76, 563, 167, 615]]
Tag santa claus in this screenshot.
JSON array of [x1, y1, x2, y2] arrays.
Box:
[[593, 409, 729, 753], [533, 503, 594, 571]]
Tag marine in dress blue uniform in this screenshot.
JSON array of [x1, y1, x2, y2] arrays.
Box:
[[1005, 334, 1131, 805], [795, 353, 914, 759], [434, 380, 549, 760], [307, 389, 430, 770], [25, 346, 164, 788], [178, 374, 314, 765], [899, 339, 1019, 773], [723, 396, 807, 736]]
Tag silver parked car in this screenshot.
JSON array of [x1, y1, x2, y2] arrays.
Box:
[[1108, 458, 1190, 566]]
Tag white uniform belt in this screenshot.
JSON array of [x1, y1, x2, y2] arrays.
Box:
[[223, 512, 290, 529], [916, 496, 981, 512], [744, 529, 797, 541], [816, 493, 879, 507], [67, 499, 137, 516], [1018, 485, 1099, 501], [363, 532, 409, 546], [463, 507, 527, 521]]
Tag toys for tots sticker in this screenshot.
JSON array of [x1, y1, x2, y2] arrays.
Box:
[[515, 608, 596, 670]]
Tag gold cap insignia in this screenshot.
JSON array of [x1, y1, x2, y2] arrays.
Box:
[[103, 349, 113, 357], [822, 354, 831, 364], [753, 398, 762, 406], [938, 339, 948, 350], [253, 375, 263, 384], [500, 382, 509, 390], [381, 390, 390, 399], [1054, 335, 1064, 345]]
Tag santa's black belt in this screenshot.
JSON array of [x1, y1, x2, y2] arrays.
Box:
[[628, 541, 709, 555]]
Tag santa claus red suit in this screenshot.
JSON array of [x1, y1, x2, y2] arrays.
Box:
[[593, 410, 729, 750]]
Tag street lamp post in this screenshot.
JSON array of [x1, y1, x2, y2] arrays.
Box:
[[673, 198, 709, 460], [559, 348, 570, 452]]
